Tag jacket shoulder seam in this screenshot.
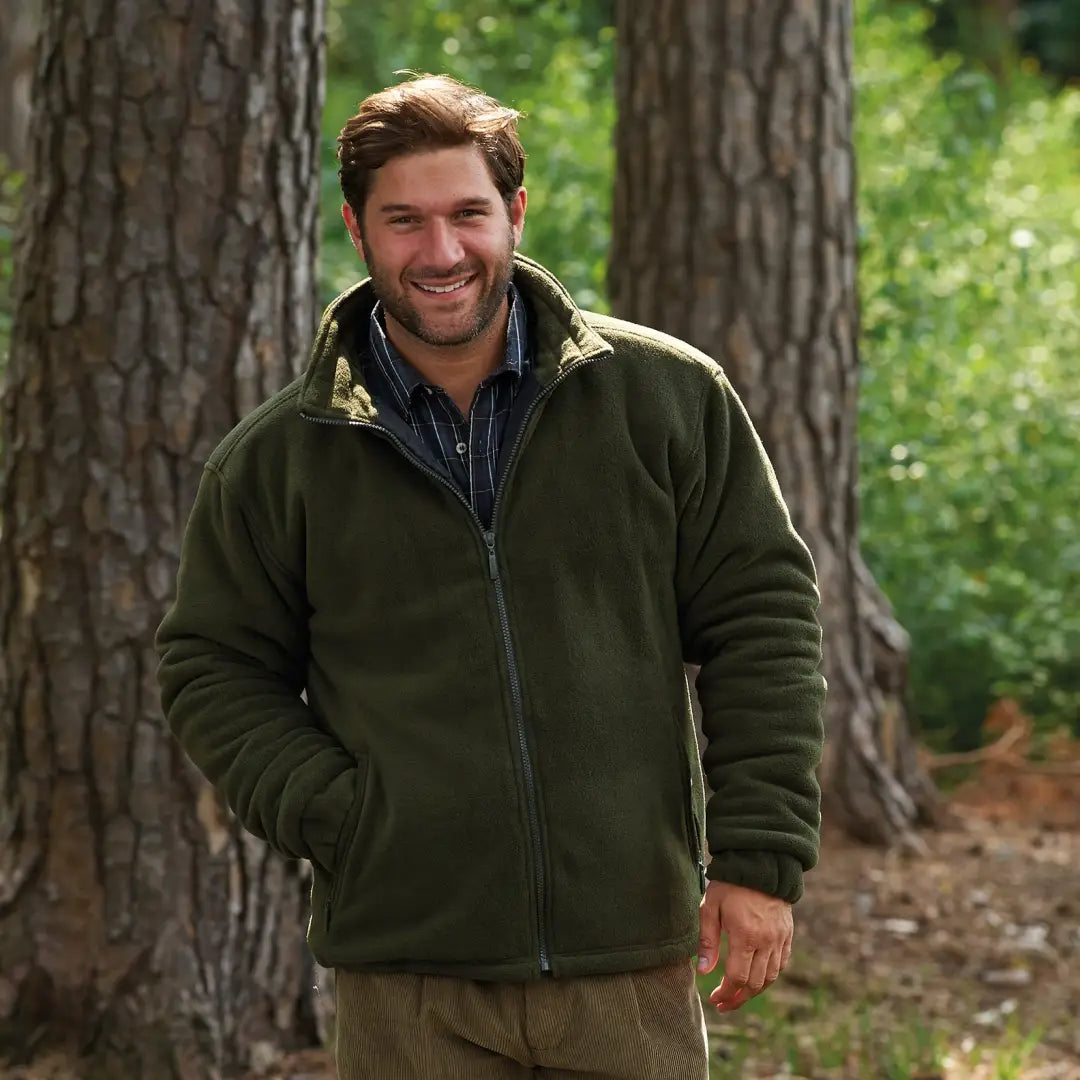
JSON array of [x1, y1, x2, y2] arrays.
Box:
[[212, 381, 303, 472], [203, 459, 304, 591], [582, 314, 719, 475], [583, 314, 723, 372]]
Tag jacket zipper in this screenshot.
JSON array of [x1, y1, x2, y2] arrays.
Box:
[[301, 353, 604, 973]]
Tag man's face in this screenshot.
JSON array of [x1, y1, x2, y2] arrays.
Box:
[[343, 145, 526, 349]]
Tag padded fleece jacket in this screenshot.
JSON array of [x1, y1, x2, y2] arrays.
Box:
[[155, 254, 826, 981]]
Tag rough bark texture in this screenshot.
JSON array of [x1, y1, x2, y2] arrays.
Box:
[[0, 4, 37, 172], [613, 0, 939, 845], [0, 1, 326, 1074]]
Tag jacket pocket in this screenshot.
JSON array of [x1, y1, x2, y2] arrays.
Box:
[[674, 723, 707, 894], [326, 754, 370, 930]]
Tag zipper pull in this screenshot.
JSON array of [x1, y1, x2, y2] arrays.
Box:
[[483, 531, 498, 580]]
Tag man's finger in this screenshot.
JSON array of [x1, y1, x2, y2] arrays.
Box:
[[711, 944, 774, 1012], [764, 945, 783, 986], [746, 944, 772, 994], [696, 894, 722, 975], [713, 985, 752, 1012], [781, 931, 793, 970], [709, 940, 754, 1006]]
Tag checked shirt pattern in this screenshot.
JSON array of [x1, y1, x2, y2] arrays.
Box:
[[366, 283, 531, 529]]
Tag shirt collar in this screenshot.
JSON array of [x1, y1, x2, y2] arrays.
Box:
[[368, 280, 529, 413]]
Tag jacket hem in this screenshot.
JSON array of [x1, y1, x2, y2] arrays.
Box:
[[321, 934, 698, 982]]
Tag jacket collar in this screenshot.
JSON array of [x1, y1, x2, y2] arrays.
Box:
[[298, 254, 613, 422]]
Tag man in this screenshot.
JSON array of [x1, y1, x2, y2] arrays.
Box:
[[157, 75, 826, 1079]]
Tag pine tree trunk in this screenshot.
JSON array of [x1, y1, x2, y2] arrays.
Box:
[[0, 1, 326, 1074], [0, 4, 36, 172], [612, 0, 940, 845]]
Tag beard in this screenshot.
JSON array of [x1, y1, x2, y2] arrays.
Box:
[[363, 224, 516, 348]]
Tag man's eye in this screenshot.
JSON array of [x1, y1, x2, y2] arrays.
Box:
[[389, 216, 416, 225], [459, 209, 484, 218]]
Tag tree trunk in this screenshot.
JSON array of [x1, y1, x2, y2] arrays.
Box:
[[612, 0, 940, 846], [0, 4, 36, 172], [0, 1, 326, 1074]]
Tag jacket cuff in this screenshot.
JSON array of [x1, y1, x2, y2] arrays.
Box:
[[300, 767, 358, 874], [706, 850, 805, 903]]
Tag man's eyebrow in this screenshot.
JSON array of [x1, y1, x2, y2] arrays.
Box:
[[376, 197, 495, 214]]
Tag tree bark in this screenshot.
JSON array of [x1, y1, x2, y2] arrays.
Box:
[[0, 0, 326, 1074], [0, 4, 37, 172], [612, 0, 939, 845]]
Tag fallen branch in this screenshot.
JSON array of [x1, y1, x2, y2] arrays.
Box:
[[920, 720, 1028, 770], [920, 723, 1080, 776]]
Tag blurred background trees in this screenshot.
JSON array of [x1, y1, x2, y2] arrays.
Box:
[[609, 0, 938, 842], [855, 0, 1080, 752], [307, 0, 1079, 756]]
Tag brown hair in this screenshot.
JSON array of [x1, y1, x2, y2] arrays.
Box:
[[338, 74, 526, 220]]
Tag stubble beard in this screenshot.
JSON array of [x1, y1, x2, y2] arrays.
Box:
[[364, 226, 516, 348]]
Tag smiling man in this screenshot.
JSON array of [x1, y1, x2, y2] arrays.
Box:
[[157, 75, 826, 1079]]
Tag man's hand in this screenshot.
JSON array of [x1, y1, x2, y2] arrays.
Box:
[[696, 879, 793, 1013]]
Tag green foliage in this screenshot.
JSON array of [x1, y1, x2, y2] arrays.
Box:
[[992, 1018, 1044, 1080], [693, 974, 1049, 1080], [855, 0, 1080, 743], [320, 0, 614, 309], [919, 0, 1080, 86], [1017, 0, 1080, 85], [318, 1, 1079, 747]]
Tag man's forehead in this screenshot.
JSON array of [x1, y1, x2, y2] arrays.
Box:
[[371, 144, 490, 189]]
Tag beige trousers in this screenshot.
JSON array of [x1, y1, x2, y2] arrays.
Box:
[[335, 960, 709, 1079]]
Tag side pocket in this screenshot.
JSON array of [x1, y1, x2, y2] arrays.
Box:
[[680, 753, 707, 893], [325, 754, 370, 931], [673, 716, 707, 894]]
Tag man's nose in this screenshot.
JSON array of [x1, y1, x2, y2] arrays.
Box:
[[423, 218, 465, 271]]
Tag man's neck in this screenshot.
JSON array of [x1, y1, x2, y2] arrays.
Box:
[[385, 297, 510, 416]]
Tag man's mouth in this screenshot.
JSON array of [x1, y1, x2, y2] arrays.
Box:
[[412, 274, 476, 295]]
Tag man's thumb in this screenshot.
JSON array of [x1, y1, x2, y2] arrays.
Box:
[[696, 894, 721, 974]]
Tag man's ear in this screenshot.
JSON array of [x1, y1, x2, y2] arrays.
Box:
[[342, 202, 364, 255], [510, 187, 527, 248]]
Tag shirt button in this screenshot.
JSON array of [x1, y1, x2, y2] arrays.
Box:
[[455, 441, 467, 455]]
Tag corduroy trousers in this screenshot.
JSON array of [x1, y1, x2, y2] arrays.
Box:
[[335, 960, 710, 1079]]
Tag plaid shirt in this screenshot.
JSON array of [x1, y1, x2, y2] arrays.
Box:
[[366, 283, 530, 528]]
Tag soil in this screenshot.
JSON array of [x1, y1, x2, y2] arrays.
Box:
[[777, 809, 1080, 1079]]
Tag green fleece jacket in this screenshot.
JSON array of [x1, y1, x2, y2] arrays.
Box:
[[156, 254, 826, 980]]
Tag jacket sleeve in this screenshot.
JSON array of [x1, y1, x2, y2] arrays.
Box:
[[156, 462, 359, 873], [675, 368, 826, 903]]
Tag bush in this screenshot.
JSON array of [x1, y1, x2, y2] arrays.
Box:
[[854, 0, 1080, 744]]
